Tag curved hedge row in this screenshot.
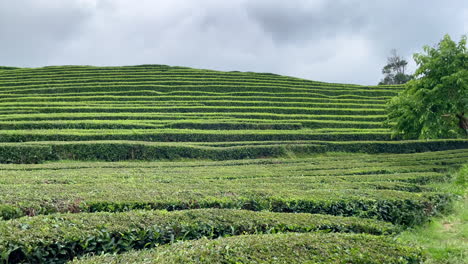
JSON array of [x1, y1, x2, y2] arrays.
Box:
[[0, 120, 386, 130], [0, 95, 388, 104], [0, 140, 466, 163], [0, 105, 389, 116], [1, 85, 399, 97], [0, 129, 394, 143], [73, 233, 423, 264], [0, 178, 454, 225], [0, 209, 396, 263], [0, 112, 388, 122], [0, 100, 386, 109]]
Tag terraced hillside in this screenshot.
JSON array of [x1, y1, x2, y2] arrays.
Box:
[[0, 65, 467, 263], [0, 151, 467, 263], [0, 65, 466, 163]]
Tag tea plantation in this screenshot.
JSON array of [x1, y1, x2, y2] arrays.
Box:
[[0, 65, 466, 263]]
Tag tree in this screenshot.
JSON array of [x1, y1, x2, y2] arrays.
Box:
[[386, 34, 468, 139], [379, 49, 412, 85]]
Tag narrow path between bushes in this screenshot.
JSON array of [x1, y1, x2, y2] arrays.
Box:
[[398, 164, 467, 264]]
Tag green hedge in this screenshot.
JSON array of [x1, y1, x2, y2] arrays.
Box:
[[0, 121, 161, 130], [0, 100, 386, 110], [0, 105, 387, 115], [0, 121, 301, 130], [0, 95, 387, 105], [0, 188, 452, 226], [0, 149, 462, 225], [0, 119, 383, 130], [0, 140, 466, 163], [82, 192, 453, 226], [0, 78, 397, 94], [0, 209, 397, 263], [0, 141, 325, 163], [2, 83, 398, 97], [0, 145, 56, 164], [0, 66, 19, 71], [0, 129, 393, 142], [164, 122, 302, 130], [324, 140, 468, 153], [73, 233, 423, 264], [0, 112, 387, 122]]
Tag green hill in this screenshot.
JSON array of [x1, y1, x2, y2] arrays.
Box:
[[0, 65, 466, 263], [0, 64, 466, 163]]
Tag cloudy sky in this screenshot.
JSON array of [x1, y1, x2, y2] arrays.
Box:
[[0, 0, 467, 85]]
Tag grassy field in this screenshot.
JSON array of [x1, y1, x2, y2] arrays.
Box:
[[397, 165, 467, 264], [0, 65, 466, 263]]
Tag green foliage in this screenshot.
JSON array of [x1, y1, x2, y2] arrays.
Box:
[[73, 233, 424, 264], [0, 145, 56, 163], [387, 35, 468, 139], [0, 66, 19, 71], [0, 209, 396, 263]]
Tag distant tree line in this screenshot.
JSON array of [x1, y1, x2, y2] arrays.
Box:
[[379, 49, 412, 85]]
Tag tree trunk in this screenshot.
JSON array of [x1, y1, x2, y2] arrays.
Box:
[[456, 113, 468, 135]]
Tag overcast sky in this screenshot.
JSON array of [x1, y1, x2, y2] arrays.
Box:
[[0, 0, 467, 85]]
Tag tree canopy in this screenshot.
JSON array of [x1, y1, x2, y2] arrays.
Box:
[[386, 34, 468, 139], [379, 49, 412, 85]]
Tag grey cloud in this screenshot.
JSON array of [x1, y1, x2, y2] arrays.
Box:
[[245, 0, 368, 45], [0, 0, 466, 85], [0, 0, 94, 66]]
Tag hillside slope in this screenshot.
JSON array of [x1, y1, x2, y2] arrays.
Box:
[[1, 65, 467, 263], [0, 64, 466, 163]]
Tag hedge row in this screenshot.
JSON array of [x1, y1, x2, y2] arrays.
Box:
[[0, 65, 402, 88], [0, 150, 462, 223], [0, 121, 163, 130], [0, 105, 388, 116], [0, 73, 324, 83], [0, 120, 383, 130], [0, 112, 388, 122], [0, 70, 388, 84], [0, 140, 466, 163], [82, 193, 453, 226], [0, 148, 462, 174], [167, 120, 382, 129], [0, 184, 453, 226], [164, 122, 302, 130], [0, 66, 405, 90], [0, 209, 397, 263], [0, 145, 56, 164], [205, 140, 468, 154], [0, 90, 393, 101], [2, 85, 398, 97], [0, 142, 325, 163], [323, 140, 468, 153], [0, 101, 386, 109], [0, 129, 394, 142], [0, 78, 398, 92], [73, 233, 423, 264], [0, 79, 396, 90], [0, 95, 387, 105]]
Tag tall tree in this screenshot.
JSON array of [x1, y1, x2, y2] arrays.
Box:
[[386, 34, 468, 139], [379, 49, 412, 85]]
